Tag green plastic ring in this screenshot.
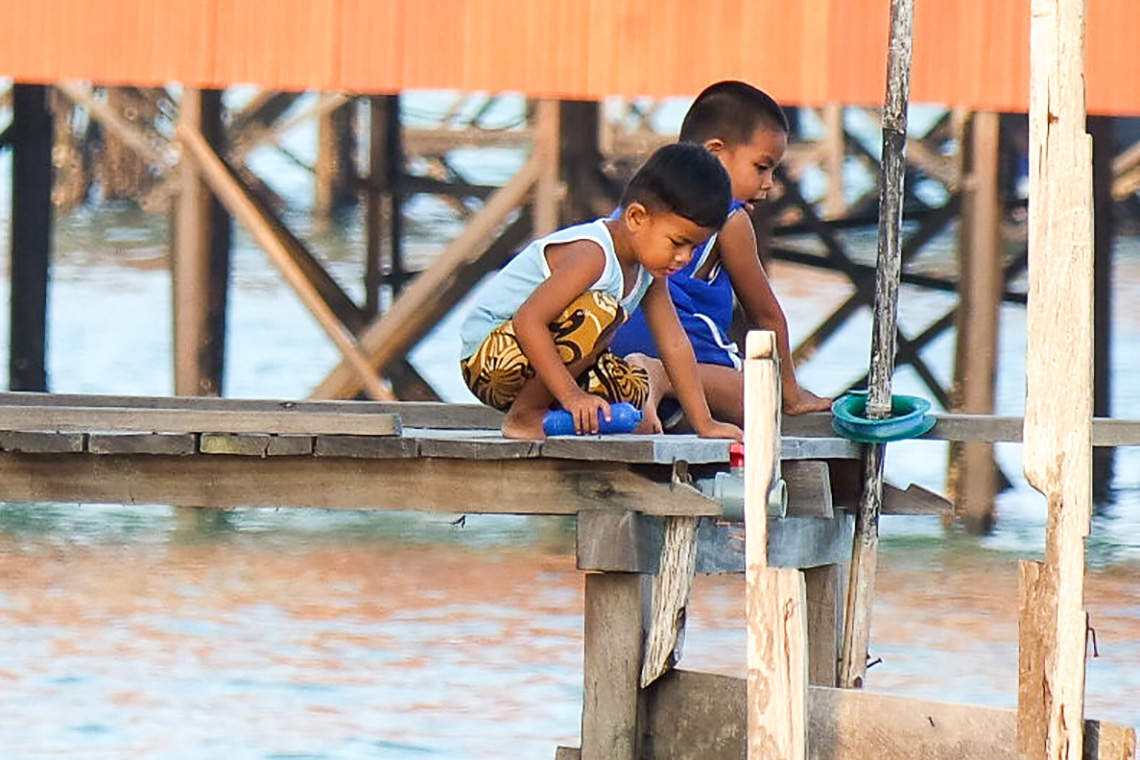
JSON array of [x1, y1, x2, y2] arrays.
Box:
[[830, 391, 936, 443]]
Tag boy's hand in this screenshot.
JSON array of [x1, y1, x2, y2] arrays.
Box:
[[694, 419, 743, 442], [561, 390, 611, 435], [783, 388, 831, 416]]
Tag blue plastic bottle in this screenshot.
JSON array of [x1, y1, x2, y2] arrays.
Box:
[[542, 402, 643, 436]]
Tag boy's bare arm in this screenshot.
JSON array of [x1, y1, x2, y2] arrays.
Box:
[[513, 241, 612, 427], [642, 280, 742, 441], [717, 211, 831, 414]]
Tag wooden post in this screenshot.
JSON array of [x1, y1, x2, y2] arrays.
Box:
[[822, 104, 846, 218], [314, 99, 357, 227], [1089, 115, 1115, 500], [364, 96, 402, 318], [745, 330, 807, 760], [533, 99, 562, 237], [581, 572, 644, 760], [8, 83, 53, 392], [948, 111, 1003, 534], [173, 89, 231, 397], [559, 100, 621, 223], [640, 515, 698, 688], [1019, 0, 1093, 757], [804, 564, 843, 687], [839, 0, 916, 690]]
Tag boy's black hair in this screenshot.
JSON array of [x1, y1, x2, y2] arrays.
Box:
[[620, 143, 732, 230], [679, 80, 789, 146]]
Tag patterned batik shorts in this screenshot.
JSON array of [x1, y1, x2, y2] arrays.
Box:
[[460, 291, 649, 411]]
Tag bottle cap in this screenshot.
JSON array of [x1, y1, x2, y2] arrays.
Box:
[[729, 442, 745, 469]]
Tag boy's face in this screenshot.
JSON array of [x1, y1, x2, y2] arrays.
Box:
[[624, 205, 715, 278], [707, 126, 787, 207]]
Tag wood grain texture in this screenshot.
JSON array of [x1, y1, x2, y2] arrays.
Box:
[[581, 572, 644, 760], [1022, 0, 1094, 756]]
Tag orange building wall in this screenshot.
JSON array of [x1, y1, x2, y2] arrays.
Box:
[[0, 0, 1137, 114]]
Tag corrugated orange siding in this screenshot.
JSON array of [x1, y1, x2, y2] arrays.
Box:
[[0, 0, 1137, 114]]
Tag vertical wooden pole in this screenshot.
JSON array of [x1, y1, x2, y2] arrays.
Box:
[[838, 0, 916, 690], [314, 100, 356, 229], [745, 330, 807, 760], [581, 572, 644, 760], [1019, 0, 1093, 757], [8, 84, 52, 392], [949, 111, 1003, 534], [822, 104, 846, 218], [533, 100, 561, 237], [1089, 115, 1115, 500], [173, 89, 231, 397], [559, 100, 620, 222]]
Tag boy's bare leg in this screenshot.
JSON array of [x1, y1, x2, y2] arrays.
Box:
[[501, 350, 608, 440], [625, 353, 670, 434]]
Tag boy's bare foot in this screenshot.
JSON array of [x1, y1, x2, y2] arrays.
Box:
[[501, 408, 547, 440]]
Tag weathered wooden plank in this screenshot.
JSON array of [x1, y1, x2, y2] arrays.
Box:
[[641, 516, 698, 687], [0, 393, 503, 429], [313, 435, 418, 459], [581, 572, 644, 760], [804, 565, 842, 687], [0, 454, 720, 516], [200, 433, 313, 456], [788, 411, 1140, 446], [554, 748, 581, 760], [0, 405, 401, 437], [412, 430, 541, 459], [782, 460, 833, 518], [89, 432, 196, 456], [1019, 559, 1052, 757], [744, 330, 807, 760], [1022, 0, 1095, 755], [642, 670, 1136, 760], [0, 430, 85, 453], [881, 482, 954, 516]]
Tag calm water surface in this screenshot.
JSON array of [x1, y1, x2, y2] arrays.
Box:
[[0, 105, 1138, 757]]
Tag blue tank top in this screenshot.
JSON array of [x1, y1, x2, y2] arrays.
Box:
[[609, 201, 746, 369]]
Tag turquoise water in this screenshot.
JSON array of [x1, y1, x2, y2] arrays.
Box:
[[0, 94, 1138, 756]]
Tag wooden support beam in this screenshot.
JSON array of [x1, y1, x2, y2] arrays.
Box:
[[822, 104, 846, 218], [1089, 115, 1116, 498], [533, 99, 562, 236], [0, 404, 401, 436], [0, 454, 721, 515], [173, 89, 231, 397], [745, 331, 807, 760], [839, 0, 915, 690], [8, 83, 53, 392], [311, 152, 543, 399], [948, 111, 1003, 534], [641, 515, 698, 687], [1020, 0, 1094, 755], [55, 81, 172, 168], [581, 572, 645, 760], [643, 670, 1136, 760], [175, 119, 395, 401]]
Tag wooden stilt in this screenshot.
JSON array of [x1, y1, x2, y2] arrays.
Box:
[[744, 331, 807, 760], [8, 83, 53, 392], [1089, 115, 1115, 501], [640, 515, 698, 688], [804, 564, 843, 687], [559, 100, 621, 223], [533, 99, 561, 237], [838, 0, 916, 690], [1018, 0, 1093, 757], [948, 111, 1003, 534], [822, 104, 846, 218], [313, 98, 357, 227], [581, 572, 645, 760], [173, 89, 231, 397]]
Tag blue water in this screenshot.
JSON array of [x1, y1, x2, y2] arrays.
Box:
[[0, 92, 1137, 757]]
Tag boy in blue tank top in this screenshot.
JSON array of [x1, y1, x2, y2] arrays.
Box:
[[460, 143, 743, 442], [610, 81, 830, 431]]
